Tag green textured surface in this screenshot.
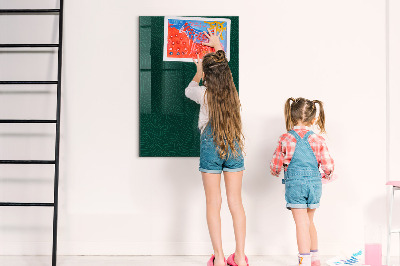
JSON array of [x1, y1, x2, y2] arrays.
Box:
[[139, 16, 239, 157]]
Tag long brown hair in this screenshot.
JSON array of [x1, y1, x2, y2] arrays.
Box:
[[284, 97, 326, 133], [202, 50, 244, 158]]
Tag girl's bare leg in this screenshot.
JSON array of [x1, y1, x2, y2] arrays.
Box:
[[224, 171, 247, 266], [307, 208, 318, 251], [202, 172, 225, 266], [291, 208, 311, 254]]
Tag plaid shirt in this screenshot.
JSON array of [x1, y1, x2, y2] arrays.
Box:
[[270, 126, 334, 179]]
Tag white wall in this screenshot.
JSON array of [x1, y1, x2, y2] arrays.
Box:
[[0, 0, 389, 257]]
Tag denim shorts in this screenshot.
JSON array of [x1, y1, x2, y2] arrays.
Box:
[[199, 126, 245, 174], [285, 178, 322, 209]]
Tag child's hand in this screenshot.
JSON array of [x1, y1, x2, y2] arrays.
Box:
[[270, 169, 278, 177], [321, 173, 338, 184], [193, 54, 202, 74], [202, 28, 223, 51]]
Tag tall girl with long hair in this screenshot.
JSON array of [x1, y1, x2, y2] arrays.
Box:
[[185, 29, 248, 266]]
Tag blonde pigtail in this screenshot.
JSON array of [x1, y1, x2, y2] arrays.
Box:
[[285, 98, 295, 131], [313, 100, 326, 133]]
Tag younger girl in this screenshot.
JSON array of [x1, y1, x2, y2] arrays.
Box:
[[185, 29, 248, 266], [270, 98, 334, 266]]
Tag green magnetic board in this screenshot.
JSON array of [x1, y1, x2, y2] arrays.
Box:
[[139, 16, 239, 157]]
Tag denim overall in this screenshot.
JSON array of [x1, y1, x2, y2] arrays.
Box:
[[199, 124, 244, 174], [283, 130, 322, 210]]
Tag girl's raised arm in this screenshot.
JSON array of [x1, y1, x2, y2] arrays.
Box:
[[185, 55, 205, 104], [192, 54, 202, 83]]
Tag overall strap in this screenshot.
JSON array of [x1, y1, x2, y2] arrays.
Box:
[[303, 130, 314, 140], [288, 130, 301, 141], [284, 129, 320, 181]]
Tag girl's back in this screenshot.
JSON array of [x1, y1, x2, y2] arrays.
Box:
[[270, 126, 334, 179]]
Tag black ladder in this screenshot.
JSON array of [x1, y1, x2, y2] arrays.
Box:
[[0, 2, 64, 266]]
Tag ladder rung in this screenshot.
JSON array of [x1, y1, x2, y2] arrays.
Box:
[[0, 9, 60, 14], [0, 44, 59, 48], [0, 202, 54, 207], [0, 81, 58, 84], [0, 160, 55, 164], [391, 229, 400, 233], [0, 119, 56, 123]]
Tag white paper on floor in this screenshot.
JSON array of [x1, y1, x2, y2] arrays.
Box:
[[326, 249, 364, 266]]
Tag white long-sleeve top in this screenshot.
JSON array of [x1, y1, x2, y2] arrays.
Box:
[[185, 81, 209, 133]]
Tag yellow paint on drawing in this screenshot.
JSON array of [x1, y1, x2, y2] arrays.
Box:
[[204, 21, 226, 40]]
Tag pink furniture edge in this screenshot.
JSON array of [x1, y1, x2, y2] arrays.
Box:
[[386, 181, 400, 187]]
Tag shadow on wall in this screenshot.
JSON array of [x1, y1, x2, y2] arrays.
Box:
[[364, 194, 387, 245], [163, 157, 205, 254], [153, 114, 294, 255], [242, 115, 292, 254]]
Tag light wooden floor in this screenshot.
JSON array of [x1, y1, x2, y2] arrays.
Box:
[[0, 255, 396, 266], [0, 255, 320, 266]]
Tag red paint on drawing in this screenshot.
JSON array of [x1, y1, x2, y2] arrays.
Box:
[[167, 24, 214, 59]]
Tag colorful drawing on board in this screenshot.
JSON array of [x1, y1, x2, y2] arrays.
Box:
[[163, 16, 231, 62]]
